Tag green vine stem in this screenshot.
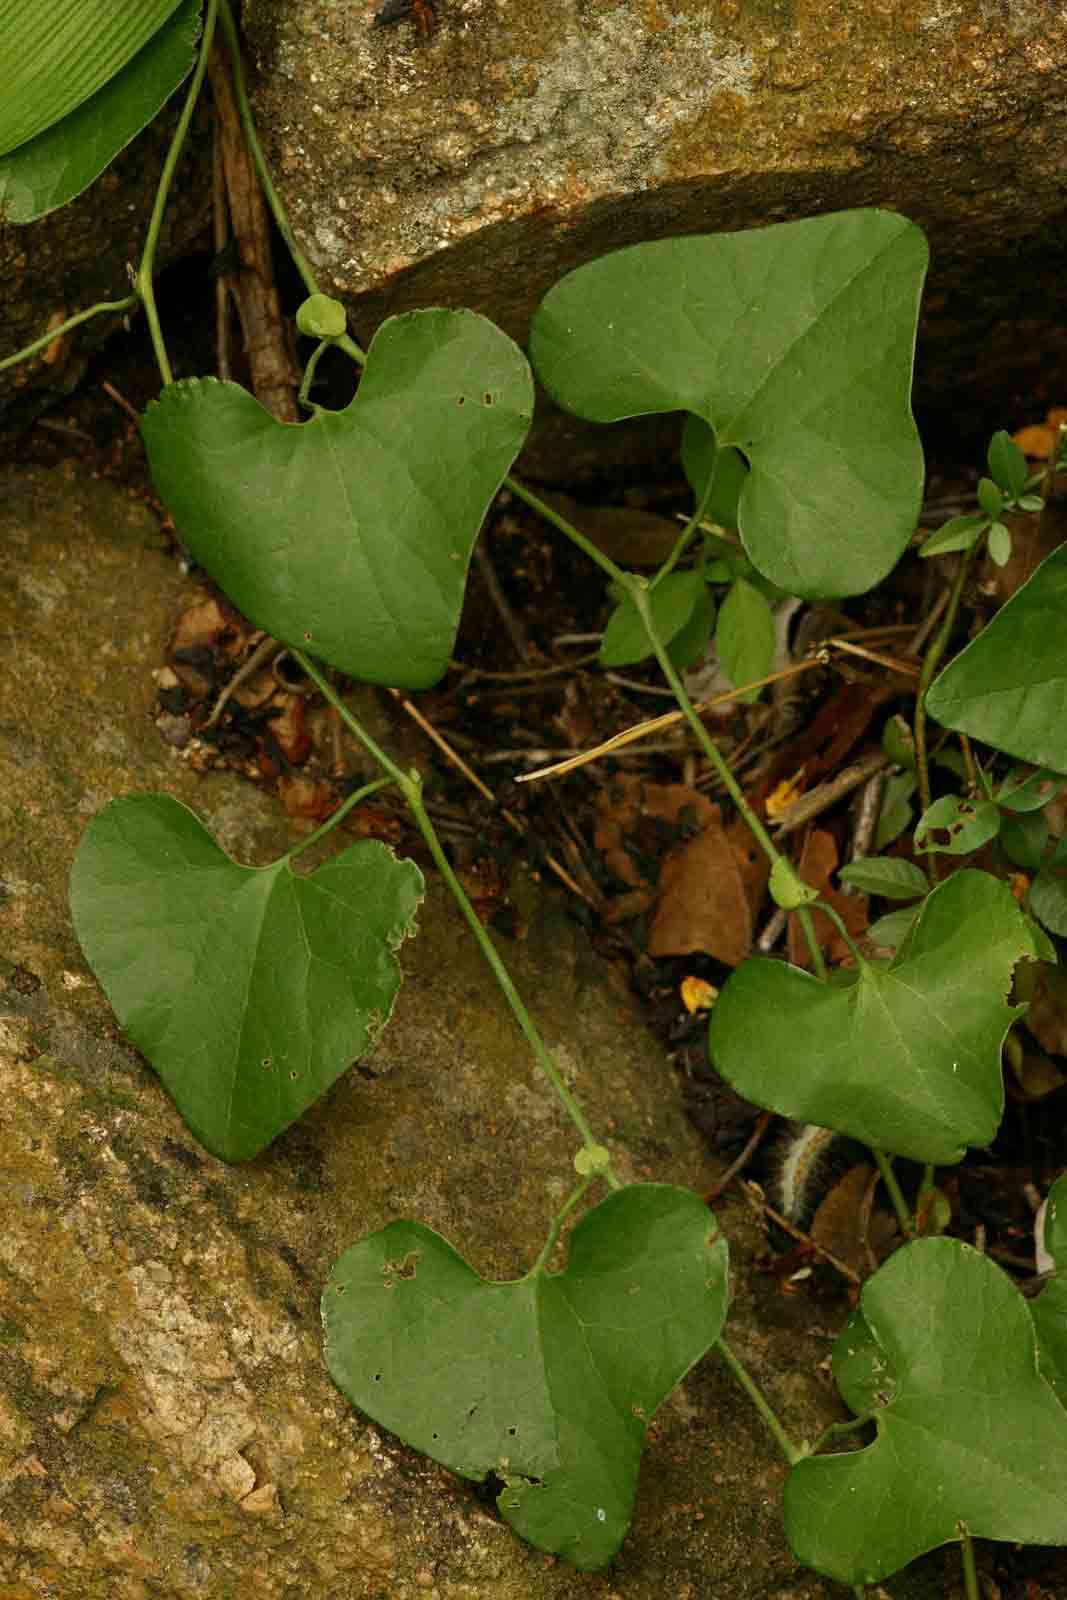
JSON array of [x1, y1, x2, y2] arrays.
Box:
[[292, 649, 620, 1182], [958, 1523, 979, 1600], [715, 1337, 802, 1466], [505, 476, 625, 586], [215, 0, 366, 365], [629, 585, 828, 979], [137, 0, 221, 386], [531, 1176, 595, 1273], [812, 899, 867, 971], [505, 479, 828, 978], [298, 340, 330, 409], [649, 480, 714, 587], [914, 542, 978, 822], [871, 1148, 915, 1239], [280, 777, 393, 866], [0, 296, 138, 376]]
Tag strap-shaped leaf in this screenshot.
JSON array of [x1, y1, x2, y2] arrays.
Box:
[[324, 1185, 728, 1570], [530, 211, 927, 599], [141, 310, 533, 689], [0, 0, 199, 223], [708, 870, 1034, 1163], [0, 0, 184, 157], [70, 794, 424, 1161], [785, 1238, 1067, 1585]]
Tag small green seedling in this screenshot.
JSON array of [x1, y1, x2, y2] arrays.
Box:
[[919, 429, 1044, 568]]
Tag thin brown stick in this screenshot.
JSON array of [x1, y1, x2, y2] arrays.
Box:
[[517, 657, 822, 784], [450, 651, 599, 682], [773, 752, 891, 837], [705, 1112, 774, 1203], [212, 124, 233, 382], [959, 731, 978, 792], [208, 42, 299, 419], [203, 633, 280, 729], [386, 689, 600, 908], [739, 1182, 862, 1285], [473, 536, 529, 662], [905, 584, 950, 657], [849, 768, 886, 867], [100, 380, 142, 423], [825, 637, 919, 677]]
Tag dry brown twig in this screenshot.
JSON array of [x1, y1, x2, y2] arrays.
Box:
[[385, 689, 603, 908]]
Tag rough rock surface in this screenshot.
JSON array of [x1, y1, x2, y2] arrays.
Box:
[[241, 0, 1067, 466], [0, 108, 211, 448], [0, 460, 1011, 1598]]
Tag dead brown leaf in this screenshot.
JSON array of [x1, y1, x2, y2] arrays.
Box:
[[648, 809, 754, 965], [809, 1163, 876, 1280], [167, 592, 249, 698], [594, 776, 716, 889], [277, 775, 338, 822], [268, 692, 312, 765], [1024, 964, 1067, 1058]]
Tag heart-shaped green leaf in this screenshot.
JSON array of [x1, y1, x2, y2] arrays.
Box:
[[708, 870, 1034, 1163], [323, 1185, 728, 1570], [0, 0, 184, 157], [70, 793, 424, 1161], [141, 310, 533, 689], [1030, 1175, 1067, 1408], [0, 0, 199, 223], [784, 1238, 1067, 1585], [530, 210, 927, 599], [926, 544, 1067, 771]]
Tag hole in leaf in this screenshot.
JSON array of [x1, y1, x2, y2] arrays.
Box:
[[507, 1425, 517, 1436], [261, 1057, 273, 1069], [289, 1071, 299, 1080], [456, 394, 466, 405], [483, 391, 494, 405], [335, 1283, 346, 1294], [303, 631, 312, 641], [384, 1250, 419, 1281]]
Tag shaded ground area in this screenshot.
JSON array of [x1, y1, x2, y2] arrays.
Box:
[[2, 397, 1066, 1595]]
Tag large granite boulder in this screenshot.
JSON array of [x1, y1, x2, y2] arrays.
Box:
[[241, 0, 1067, 467]]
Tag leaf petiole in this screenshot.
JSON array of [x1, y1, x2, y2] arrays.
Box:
[[293, 649, 620, 1181], [872, 1148, 915, 1239], [958, 1523, 979, 1600], [530, 1175, 596, 1274], [280, 777, 394, 867], [137, 0, 221, 386], [715, 1336, 803, 1467], [0, 295, 137, 376]]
